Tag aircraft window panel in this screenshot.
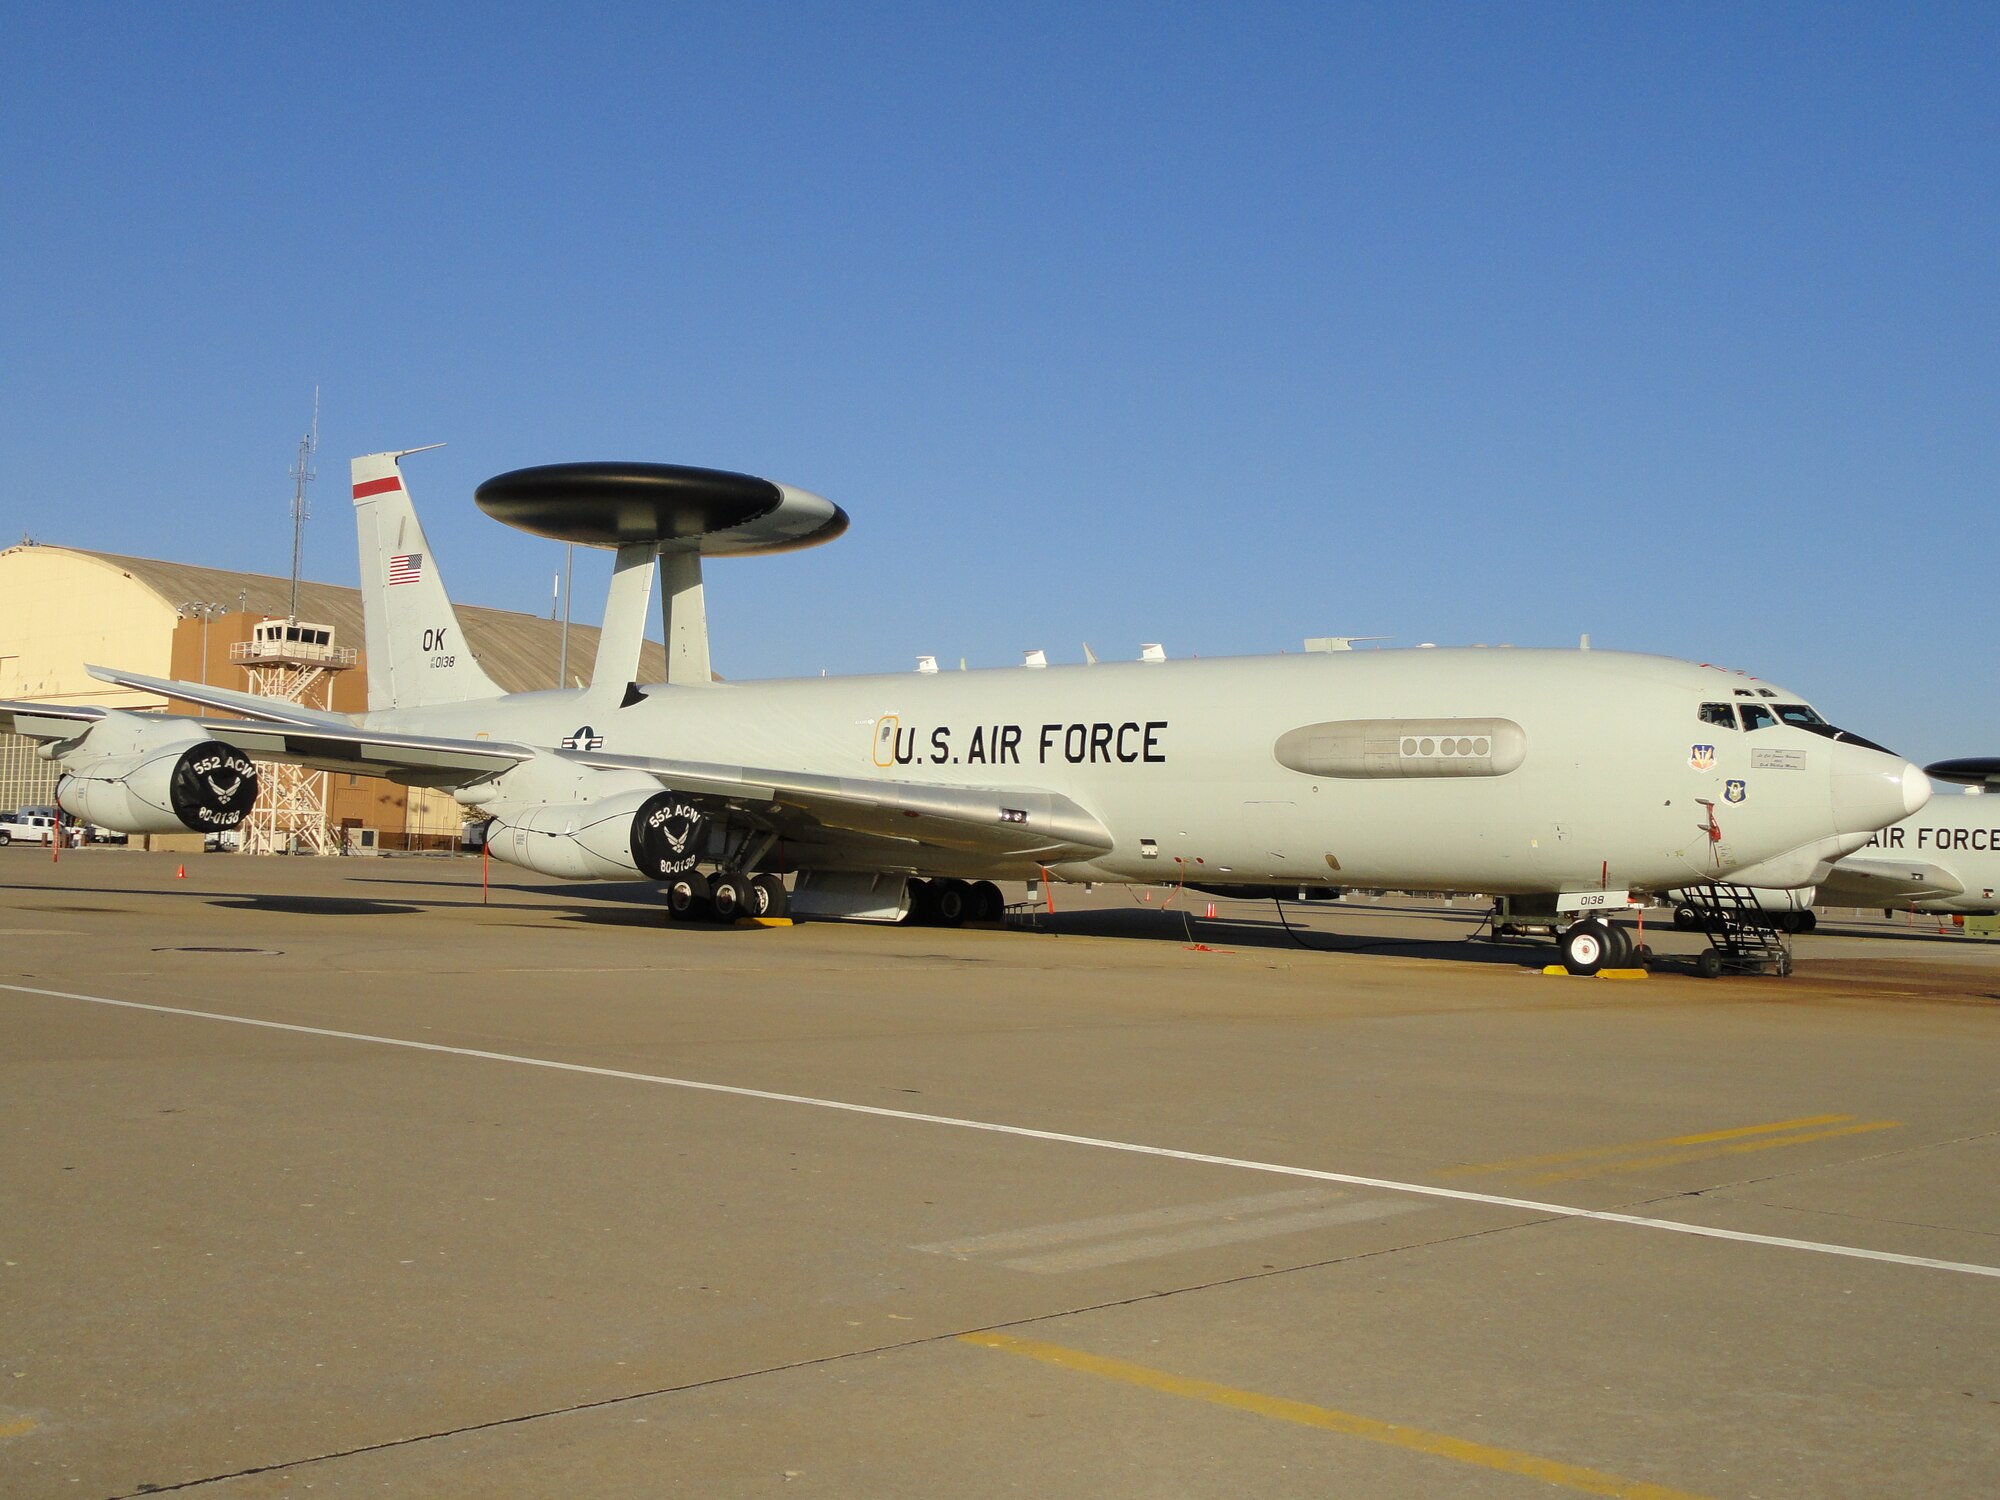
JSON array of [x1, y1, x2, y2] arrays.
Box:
[[1739, 703, 1777, 732], [1775, 703, 1827, 728], [1699, 703, 1738, 730]]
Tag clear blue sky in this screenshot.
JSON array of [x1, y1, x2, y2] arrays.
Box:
[[2, 4, 1993, 764]]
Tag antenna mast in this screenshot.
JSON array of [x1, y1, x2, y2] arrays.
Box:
[[287, 388, 319, 623]]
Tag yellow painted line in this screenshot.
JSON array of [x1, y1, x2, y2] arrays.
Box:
[[1446, 1115, 1856, 1177], [0, 1415, 38, 1440], [961, 1331, 1714, 1500], [1525, 1121, 1902, 1185]]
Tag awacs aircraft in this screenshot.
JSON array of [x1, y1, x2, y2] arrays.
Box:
[[1673, 758, 2000, 930], [0, 452, 1934, 975]]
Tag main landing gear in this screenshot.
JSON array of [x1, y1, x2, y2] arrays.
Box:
[[1556, 916, 1644, 976], [904, 878, 1006, 927], [665, 869, 790, 923]]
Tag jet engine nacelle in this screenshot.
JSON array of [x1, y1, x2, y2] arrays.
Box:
[[485, 786, 709, 882], [54, 716, 260, 835]]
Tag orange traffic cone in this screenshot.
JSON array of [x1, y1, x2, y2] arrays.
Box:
[[175, 863, 186, 879]]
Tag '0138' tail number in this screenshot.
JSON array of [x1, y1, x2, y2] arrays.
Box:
[[422, 627, 455, 667]]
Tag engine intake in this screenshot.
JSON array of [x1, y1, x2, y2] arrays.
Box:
[[485, 787, 709, 881], [57, 735, 260, 834]]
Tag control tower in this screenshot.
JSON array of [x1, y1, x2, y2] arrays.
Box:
[[231, 617, 356, 854]]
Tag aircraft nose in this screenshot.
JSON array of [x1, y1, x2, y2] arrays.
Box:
[[1829, 742, 1932, 834]]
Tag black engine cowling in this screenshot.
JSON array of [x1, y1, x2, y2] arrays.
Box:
[[629, 792, 706, 879], [57, 736, 260, 835], [167, 742, 261, 829]]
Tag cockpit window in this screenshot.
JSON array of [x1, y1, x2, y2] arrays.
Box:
[[1739, 702, 1777, 732], [1775, 704, 1827, 728], [1698, 703, 1737, 730]]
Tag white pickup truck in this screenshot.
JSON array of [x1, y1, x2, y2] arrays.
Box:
[[0, 808, 60, 845]]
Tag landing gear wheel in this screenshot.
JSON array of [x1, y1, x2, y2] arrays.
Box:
[[666, 870, 711, 921], [966, 880, 1004, 923], [903, 879, 936, 925], [932, 879, 971, 927], [1696, 947, 1725, 980], [1601, 923, 1636, 969], [1672, 905, 1700, 932], [1632, 943, 1654, 968], [745, 873, 789, 919], [1558, 919, 1611, 976], [1795, 910, 1817, 933], [709, 873, 747, 922]]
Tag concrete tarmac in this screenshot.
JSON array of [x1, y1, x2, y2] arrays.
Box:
[[1, 848, 1995, 1498]]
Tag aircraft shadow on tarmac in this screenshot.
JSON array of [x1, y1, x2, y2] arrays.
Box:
[[1005, 901, 1544, 967], [208, 894, 424, 917], [0, 882, 430, 918]]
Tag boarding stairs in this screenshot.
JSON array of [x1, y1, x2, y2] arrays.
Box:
[[1678, 882, 1793, 977]]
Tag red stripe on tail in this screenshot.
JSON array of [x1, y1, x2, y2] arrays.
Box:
[[352, 476, 403, 498]]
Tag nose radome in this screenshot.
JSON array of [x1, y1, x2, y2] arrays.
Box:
[[1900, 761, 1932, 817], [1829, 742, 1932, 834]]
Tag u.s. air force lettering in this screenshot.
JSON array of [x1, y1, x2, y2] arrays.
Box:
[[874, 719, 1168, 768], [1867, 823, 2000, 852]]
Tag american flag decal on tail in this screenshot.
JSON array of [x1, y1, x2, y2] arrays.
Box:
[[388, 553, 423, 586]]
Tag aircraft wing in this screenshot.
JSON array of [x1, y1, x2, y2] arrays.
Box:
[[0, 695, 1109, 863], [84, 664, 355, 727], [559, 747, 1114, 863], [0, 698, 533, 783], [1814, 856, 1967, 906]]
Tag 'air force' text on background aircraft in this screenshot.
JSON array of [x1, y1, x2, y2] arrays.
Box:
[[0, 452, 1932, 975]]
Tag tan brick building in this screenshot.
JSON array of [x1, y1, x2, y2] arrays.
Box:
[[0, 543, 663, 849]]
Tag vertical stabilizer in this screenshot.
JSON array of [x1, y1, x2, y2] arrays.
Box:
[[352, 451, 504, 711]]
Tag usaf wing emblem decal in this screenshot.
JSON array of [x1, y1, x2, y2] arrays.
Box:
[[560, 725, 604, 751], [1689, 744, 1716, 771], [1724, 779, 1747, 803]]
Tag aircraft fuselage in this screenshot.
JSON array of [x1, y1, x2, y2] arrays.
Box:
[[371, 646, 1919, 899]]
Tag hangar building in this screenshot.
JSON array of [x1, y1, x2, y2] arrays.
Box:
[[0, 543, 664, 849]]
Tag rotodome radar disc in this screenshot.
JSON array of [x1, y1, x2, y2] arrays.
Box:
[[474, 462, 848, 554]]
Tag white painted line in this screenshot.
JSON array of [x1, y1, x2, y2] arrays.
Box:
[[1000, 1199, 1428, 1274], [917, 1187, 1347, 1257], [5, 980, 1997, 1281]]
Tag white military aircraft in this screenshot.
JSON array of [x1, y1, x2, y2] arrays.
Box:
[[0, 452, 1933, 975], [1673, 758, 1999, 930]]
